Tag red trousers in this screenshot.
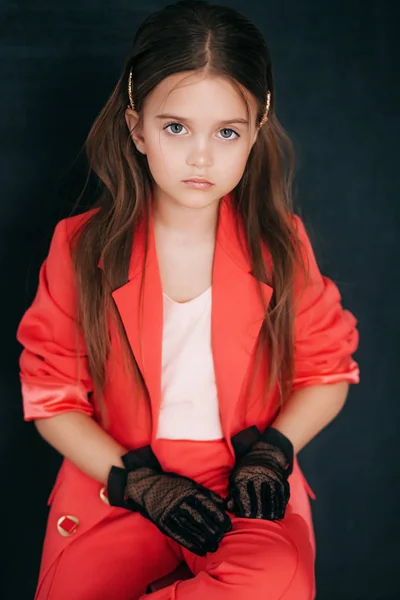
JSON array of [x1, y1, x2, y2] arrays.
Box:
[[36, 438, 316, 600]]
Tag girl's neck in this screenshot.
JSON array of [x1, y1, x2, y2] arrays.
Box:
[[152, 189, 220, 243]]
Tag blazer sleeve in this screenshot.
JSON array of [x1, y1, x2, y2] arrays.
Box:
[[291, 215, 360, 391], [16, 217, 94, 421]]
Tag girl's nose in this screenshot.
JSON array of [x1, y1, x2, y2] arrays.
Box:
[[186, 142, 213, 169]]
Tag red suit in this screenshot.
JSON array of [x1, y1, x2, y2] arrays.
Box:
[[16, 193, 359, 599]]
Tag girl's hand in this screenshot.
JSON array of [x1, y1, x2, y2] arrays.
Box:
[[225, 426, 293, 520], [108, 446, 232, 556]]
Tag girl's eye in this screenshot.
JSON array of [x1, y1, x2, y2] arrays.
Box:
[[218, 128, 239, 140], [163, 123, 239, 141], [164, 123, 187, 135]]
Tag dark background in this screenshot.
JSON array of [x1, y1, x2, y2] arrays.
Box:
[[2, 1, 399, 598]]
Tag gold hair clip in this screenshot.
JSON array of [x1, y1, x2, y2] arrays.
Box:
[[259, 91, 271, 127], [128, 67, 135, 110]]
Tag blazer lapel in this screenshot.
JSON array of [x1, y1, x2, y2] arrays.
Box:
[[108, 213, 164, 442], [212, 195, 274, 440]]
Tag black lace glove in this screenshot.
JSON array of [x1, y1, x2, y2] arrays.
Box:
[[225, 425, 293, 520], [107, 445, 232, 556]]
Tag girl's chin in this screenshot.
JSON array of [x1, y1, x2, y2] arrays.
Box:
[[155, 187, 222, 208]]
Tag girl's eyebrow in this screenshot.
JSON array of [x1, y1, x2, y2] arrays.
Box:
[[155, 114, 249, 126]]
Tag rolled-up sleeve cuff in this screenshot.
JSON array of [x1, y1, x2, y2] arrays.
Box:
[[21, 378, 94, 421]]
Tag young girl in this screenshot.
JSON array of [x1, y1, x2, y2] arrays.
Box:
[[16, 1, 360, 598]]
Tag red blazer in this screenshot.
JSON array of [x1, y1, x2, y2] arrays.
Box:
[[16, 193, 359, 580]]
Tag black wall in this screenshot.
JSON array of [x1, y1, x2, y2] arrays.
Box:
[[2, 1, 399, 598]]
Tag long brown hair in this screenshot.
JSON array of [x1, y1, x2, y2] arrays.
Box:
[[69, 0, 308, 422]]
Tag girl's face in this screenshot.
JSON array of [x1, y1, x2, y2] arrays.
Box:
[[125, 71, 260, 211]]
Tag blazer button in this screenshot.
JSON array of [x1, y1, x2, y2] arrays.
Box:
[[57, 515, 79, 537], [99, 486, 109, 505]]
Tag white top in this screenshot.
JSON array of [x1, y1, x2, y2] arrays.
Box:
[[156, 286, 224, 440]]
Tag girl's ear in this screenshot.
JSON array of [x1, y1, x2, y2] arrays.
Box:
[[125, 108, 147, 154]]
